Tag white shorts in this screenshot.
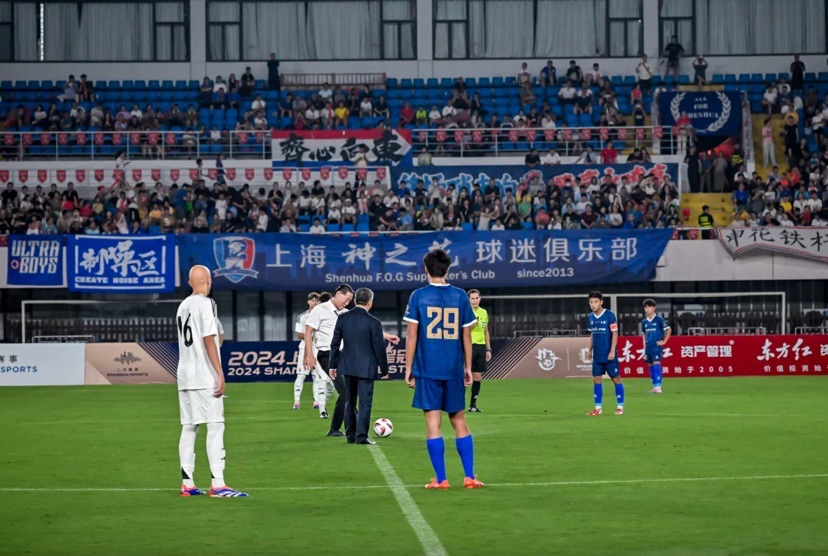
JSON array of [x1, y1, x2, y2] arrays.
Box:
[[179, 389, 225, 425]]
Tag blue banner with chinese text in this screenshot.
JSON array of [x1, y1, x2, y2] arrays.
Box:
[[391, 163, 678, 194], [657, 91, 742, 136], [177, 230, 673, 291], [67, 235, 176, 293]]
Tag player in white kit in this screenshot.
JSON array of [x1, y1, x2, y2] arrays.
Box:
[[293, 292, 321, 409], [177, 265, 247, 498]]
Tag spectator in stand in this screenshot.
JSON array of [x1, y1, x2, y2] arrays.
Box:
[[587, 63, 602, 86], [58, 75, 77, 103], [685, 145, 702, 193], [600, 141, 618, 164], [539, 60, 557, 87], [309, 217, 326, 234], [78, 74, 94, 102], [212, 76, 228, 106], [575, 84, 593, 115], [415, 105, 428, 126], [661, 35, 685, 80], [762, 82, 778, 115], [636, 55, 654, 93], [790, 55, 806, 93], [334, 101, 349, 127], [240, 66, 255, 97], [524, 148, 540, 168], [692, 55, 708, 89], [252, 94, 266, 113], [418, 147, 433, 166], [359, 96, 373, 118], [558, 80, 577, 106], [542, 148, 561, 165], [399, 101, 414, 126], [519, 82, 536, 108], [318, 82, 333, 103], [518, 62, 531, 84], [576, 145, 598, 164], [632, 99, 646, 127], [199, 77, 212, 106], [267, 53, 281, 93], [565, 60, 583, 86]]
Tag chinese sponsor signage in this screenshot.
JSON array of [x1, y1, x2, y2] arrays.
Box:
[[392, 163, 678, 194], [658, 91, 742, 136], [67, 235, 176, 293], [486, 335, 828, 379], [7, 236, 64, 286], [178, 230, 673, 291], [0, 344, 85, 386], [718, 227, 828, 263], [271, 129, 413, 166], [84, 343, 177, 385]]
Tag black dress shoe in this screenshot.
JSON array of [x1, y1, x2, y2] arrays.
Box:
[[356, 439, 376, 445], [327, 430, 345, 437], [347, 438, 356, 444]]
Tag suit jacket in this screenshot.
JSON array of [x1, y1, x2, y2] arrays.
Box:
[[329, 306, 389, 379]]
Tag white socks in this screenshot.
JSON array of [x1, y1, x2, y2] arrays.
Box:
[[178, 424, 198, 487], [207, 422, 226, 488], [294, 374, 307, 404]]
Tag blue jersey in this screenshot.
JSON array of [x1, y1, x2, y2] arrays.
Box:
[[403, 284, 477, 380], [642, 315, 670, 348], [588, 309, 618, 362]]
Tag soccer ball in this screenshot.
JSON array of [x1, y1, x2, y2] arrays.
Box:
[[373, 418, 393, 438]]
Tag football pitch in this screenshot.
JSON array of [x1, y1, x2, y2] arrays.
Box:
[[2, 377, 827, 556]]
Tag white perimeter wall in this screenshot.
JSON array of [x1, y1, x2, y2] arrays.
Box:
[[0, 0, 825, 83]]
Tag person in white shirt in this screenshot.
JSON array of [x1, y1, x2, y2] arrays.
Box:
[[309, 218, 326, 234], [318, 83, 333, 102], [359, 98, 373, 117], [176, 265, 246, 497], [587, 63, 602, 86], [518, 62, 531, 84], [441, 103, 457, 120], [251, 94, 266, 112], [293, 293, 322, 409], [762, 85, 778, 115], [636, 55, 654, 92], [807, 192, 823, 213], [558, 81, 577, 105], [542, 148, 562, 165], [428, 105, 442, 125], [305, 286, 354, 427]]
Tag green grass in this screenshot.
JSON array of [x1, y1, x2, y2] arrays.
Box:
[[2, 377, 828, 556]]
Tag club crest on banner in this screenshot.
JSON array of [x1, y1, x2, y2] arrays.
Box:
[[170, 169, 180, 182], [213, 237, 258, 284], [76, 169, 85, 182], [189, 169, 199, 182], [132, 169, 142, 182], [226, 168, 236, 180], [37, 170, 47, 183], [0, 170, 8, 182], [245, 168, 255, 181], [208, 169, 217, 180], [262, 167, 273, 181], [337, 167, 349, 180], [94, 169, 104, 182], [301, 168, 311, 181], [320, 167, 330, 180], [113, 169, 124, 181], [376, 167, 386, 180], [356, 168, 368, 181], [18, 170, 28, 183], [282, 168, 292, 181], [151, 169, 161, 181], [56, 170, 66, 183]]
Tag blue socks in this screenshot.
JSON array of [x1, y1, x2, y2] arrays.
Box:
[[455, 435, 475, 479], [650, 364, 663, 387], [615, 382, 625, 407], [593, 383, 603, 407], [426, 437, 446, 482]]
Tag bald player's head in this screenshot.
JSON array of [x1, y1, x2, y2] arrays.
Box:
[[188, 265, 212, 295]]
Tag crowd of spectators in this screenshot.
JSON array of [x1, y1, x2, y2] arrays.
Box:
[[0, 165, 682, 236]]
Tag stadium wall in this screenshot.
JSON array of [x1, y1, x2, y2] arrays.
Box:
[[0, 0, 824, 82]]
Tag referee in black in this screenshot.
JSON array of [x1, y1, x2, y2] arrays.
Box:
[[467, 289, 491, 412]]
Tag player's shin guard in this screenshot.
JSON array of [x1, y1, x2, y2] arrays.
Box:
[[593, 383, 603, 408], [615, 382, 625, 407], [470, 381, 481, 407], [455, 435, 475, 479], [179, 424, 199, 488], [426, 437, 447, 483], [206, 422, 226, 488], [650, 363, 663, 387]]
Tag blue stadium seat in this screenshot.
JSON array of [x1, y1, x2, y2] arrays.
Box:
[[624, 76, 636, 84], [400, 78, 413, 88], [27, 80, 39, 89], [386, 78, 398, 87], [818, 73, 828, 83], [328, 224, 341, 232], [478, 77, 491, 87], [611, 76, 623, 85], [188, 80, 199, 88], [440, 78, 453, 87], [724, 74, 736, 83], [356, 223, 369, 232], [778, 72, 790, 81], [413, 78, 425, 88], [122, 80, 135, 89], [341, 223, 356, 232], [751, 74, 764, 83], [738, 74, 750, 83], [492, 77, 504, 87], [465, 77, 476, 87], [14, 80, 26, 89], [426, 78, 438, 88], [108, 80, 120, 89], [677, 75, 690, 84], [765, 73, 777, 82], [804, 72, 816, 82]]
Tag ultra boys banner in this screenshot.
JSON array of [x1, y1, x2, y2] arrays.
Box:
[[271, 129, 413, 166], [177, 230, 673, 291], [657, 91, 742, 136], [67, 235, 176, 293], [392, 163, 678, 194], [7, 236, 64, 286], [718, 227, 828, 263]]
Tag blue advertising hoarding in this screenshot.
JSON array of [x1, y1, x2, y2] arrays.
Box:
[[391, 163, 678, 194], [178, 229, 673, 292], [657, 91, 742, 136], [67, 235, 176, 293], [7, 236, 64, 286]]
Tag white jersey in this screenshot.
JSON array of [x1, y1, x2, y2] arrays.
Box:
[[176, 294, 220, 391], [295, 311, 310, 348]]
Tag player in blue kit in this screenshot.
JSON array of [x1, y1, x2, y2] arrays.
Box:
[[642, 298, 671, 394], [403, 249, 484, 490], [587, 291, 625, 416]]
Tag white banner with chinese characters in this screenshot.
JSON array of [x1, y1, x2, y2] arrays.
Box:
[[718, 227, 828, 263], [0, 344, 85, 386], [271, 129, 413, 166]]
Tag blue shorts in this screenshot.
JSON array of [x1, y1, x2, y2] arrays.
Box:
[[592, 359, 620, 378], [412, 377, 466, 414], [645, 347, 663, 364]]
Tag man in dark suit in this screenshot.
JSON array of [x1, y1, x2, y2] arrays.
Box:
[[329, 288, 389, 445]]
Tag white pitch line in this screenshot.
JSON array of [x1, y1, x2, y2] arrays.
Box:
[[367, 444, 448, 556], [1, 473, 826, 493]]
